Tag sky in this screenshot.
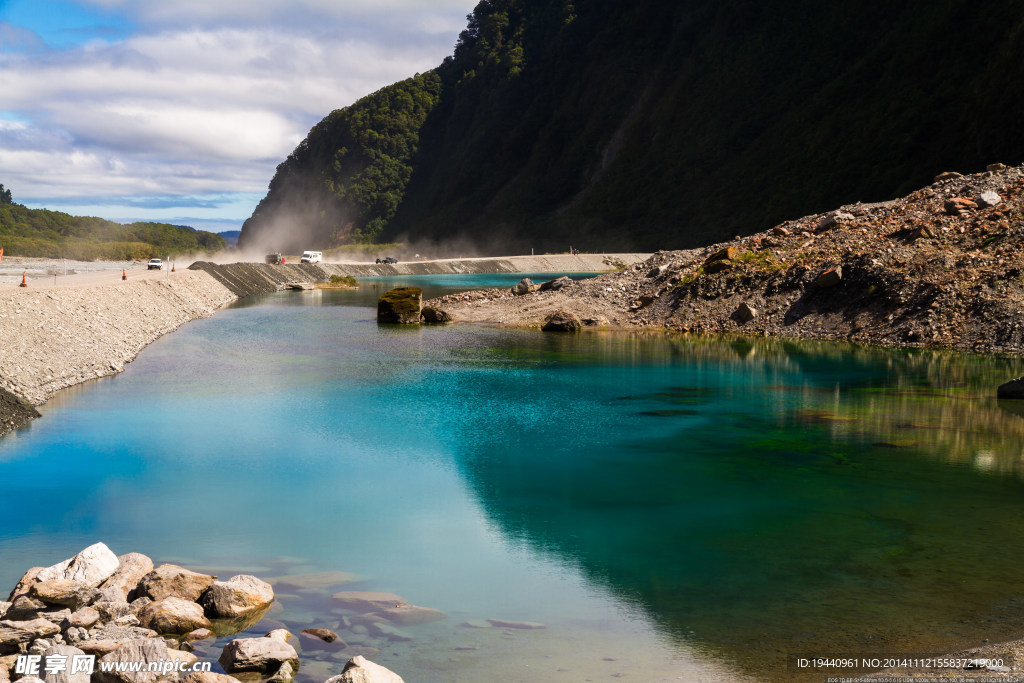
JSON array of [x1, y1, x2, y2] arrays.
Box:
[[0, 0, 475, 233]]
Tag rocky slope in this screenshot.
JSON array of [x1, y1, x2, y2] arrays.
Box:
[[428, 164, 1024, 353]]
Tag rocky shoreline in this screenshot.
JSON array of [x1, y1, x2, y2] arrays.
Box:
[[0, 543, 407, 683], [0, 272, 236, 438], [427, 164, 1024, 356]]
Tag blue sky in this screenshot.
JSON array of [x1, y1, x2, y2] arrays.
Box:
[[0, 0, 474, 232]]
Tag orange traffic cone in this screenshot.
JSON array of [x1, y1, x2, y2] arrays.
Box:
[[122, 268, 127, 281], [19, 271, 27, 287], [171, 262, 176, 272]]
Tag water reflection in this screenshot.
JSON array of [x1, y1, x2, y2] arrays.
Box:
[[441, 335, 1024, 680]]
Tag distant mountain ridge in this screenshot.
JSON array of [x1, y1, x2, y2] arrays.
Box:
[[239, 0, 1024, 253]]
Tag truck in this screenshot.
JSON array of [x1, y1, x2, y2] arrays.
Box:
[[300, 251, 323, 264]]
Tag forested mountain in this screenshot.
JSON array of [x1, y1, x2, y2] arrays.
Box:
[[239, 0, 1024, 253], [0, 202, 226, 260]]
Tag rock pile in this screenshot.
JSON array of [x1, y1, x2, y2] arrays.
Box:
[[427, 163, 1024, 353], [1, 544, 405, 683]]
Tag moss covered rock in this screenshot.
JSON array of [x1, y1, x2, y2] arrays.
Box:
[[377, 287, 422, 324]]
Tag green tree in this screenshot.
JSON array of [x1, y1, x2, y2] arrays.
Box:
[[0, 184, 12, 205]]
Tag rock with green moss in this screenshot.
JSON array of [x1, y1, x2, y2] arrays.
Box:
[[377, 288, 422, 324]]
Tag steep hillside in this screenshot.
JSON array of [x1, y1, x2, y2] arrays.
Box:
[[239, 0, 1024, 254]]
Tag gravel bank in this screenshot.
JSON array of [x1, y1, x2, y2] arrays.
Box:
[[0, 271, 235, 436]]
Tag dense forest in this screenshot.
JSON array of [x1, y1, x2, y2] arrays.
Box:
[[239, 0, 1024, 253], [0, 200, 226, 260]]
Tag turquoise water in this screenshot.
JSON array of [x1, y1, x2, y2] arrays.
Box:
[[4, 275, 1024, 681]]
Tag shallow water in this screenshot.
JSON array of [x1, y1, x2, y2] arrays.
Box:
[[4, 275, 1024, 681]]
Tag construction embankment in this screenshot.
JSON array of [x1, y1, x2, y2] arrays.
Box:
[[189, 253, 648, 296], [0, 254, 643, 436]]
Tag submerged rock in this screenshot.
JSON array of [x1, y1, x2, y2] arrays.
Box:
[[376, 288, 422, 324], [331, 592, 406, 613]]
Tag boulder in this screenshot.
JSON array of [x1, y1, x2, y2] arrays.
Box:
[[101, 554, 154, 600], [93, 638, 196, 683], [376, 288, 422, 324], [264, 629, 292, 643], [538, 276, 571, 292], [29, 581, 96, 610], [976, 190, 1002, 208], [510, 278, 536, 296], [326, 656, 403, 683], [704, 247, 738, 265], [419, 306, 452, 324], [814, 211, 854, 233], [997, 377, 1024, 399], [0, 618, 60, 654], [36, 544, 120, 588], [218, 636, 299, 674], [200, 575, 274, 620], [542, 309, 582, 332], [136, 565, 216, 602], [816, 266, 843, 288], [331, 592, 406, 614], [66, 607, 100, 629], [703, 260, 732, 274], [137, 598, 211, 635], [933, 171, 962, 182], [40, 644, 89, 683], [299, 629, 346, 652], [735, 303, 757, 323], [8, 568, 44, 602]]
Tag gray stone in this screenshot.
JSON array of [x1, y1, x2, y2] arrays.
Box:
[[326, 656, 404, 683], [376, 288, 422, 324], [41, 644, 89, 683], [217, 636, 299, 674], [542, 309, 582, 332], [29, 581, 96, 610], [36, 544, 120, 589], [419, 306, 452, 324], [128, 598, 152, 615], [814, 211, 853, 233], [93, 599, 131, 623], [976, 190, 1002, 208], [511, 278, 536, 296], [0, 618, 60, 654], [137, 598, 210, 635], [93, 638, 196, 683], [66, 607, 100, 629], [200, 575, 274, 620], [933, 171, 962, 182], [136, 565, 216, 602], [100, 554, 154, 600], [538, 276, 572, 292], [735, 303, 757, 323]]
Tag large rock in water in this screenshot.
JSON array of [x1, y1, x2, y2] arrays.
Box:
[[511, 278, 536, 295], [36, 543, 120, 588], [137, 597, 211, 634], [326, 656, 403, 683], [136, 565, 216, 602], [377, 288, 422, 324], [200, 575, 274, 619], [218, 633, 299, 675], [997, 377, 1024, 399]]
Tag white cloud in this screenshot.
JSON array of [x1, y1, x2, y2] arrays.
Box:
[[0, 1, 476, 223]]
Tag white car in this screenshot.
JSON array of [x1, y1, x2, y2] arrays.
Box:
[[147, 258, 163, 270], [300, 251, 323, 264]]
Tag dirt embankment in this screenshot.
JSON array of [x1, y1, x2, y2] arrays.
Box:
[[190, 253, 646, 297], [0, 271, 236, 436], [429, 164, 1024, 354]]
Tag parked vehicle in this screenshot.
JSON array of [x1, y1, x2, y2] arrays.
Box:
[[300, 251, 323, 264], [376, 256, 398, 264], [265, 253, 284, 265], [148, 258, 163, 270]]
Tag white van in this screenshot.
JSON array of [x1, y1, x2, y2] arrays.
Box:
[[300, 251, 323, 264]]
